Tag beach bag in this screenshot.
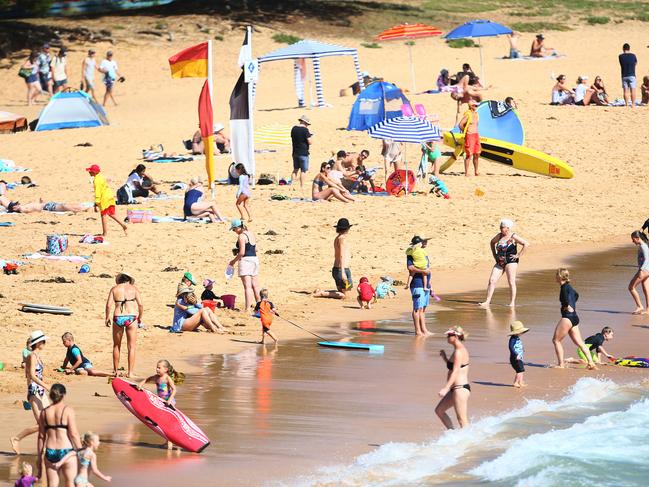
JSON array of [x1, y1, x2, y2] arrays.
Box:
[[18, 67, 32, 79], [116, 184, 135, 205], [46, 234, 68, 255]]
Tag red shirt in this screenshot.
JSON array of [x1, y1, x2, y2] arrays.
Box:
[[358, 282, 375, 302]]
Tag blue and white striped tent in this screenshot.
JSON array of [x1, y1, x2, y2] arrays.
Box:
[[35, 91, 108, 131], [257, 39, 364, 108]]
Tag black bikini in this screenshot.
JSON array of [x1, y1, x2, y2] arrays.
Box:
[[115, 296, 136, 312], [446, 360, 471, 392]]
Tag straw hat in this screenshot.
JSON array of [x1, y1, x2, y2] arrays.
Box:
[[298, 114, 311, 125], [508, 321, 530, 336], [445, 326, 467, 340]]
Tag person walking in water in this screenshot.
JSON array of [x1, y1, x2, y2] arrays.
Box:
[[551, 268, 597, 370], [458, 99, 481, 176], [629, 230, 649, 314], [436, 326, 471, 429]]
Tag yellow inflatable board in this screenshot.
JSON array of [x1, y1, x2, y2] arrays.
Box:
[[441, 131, 574, 179]]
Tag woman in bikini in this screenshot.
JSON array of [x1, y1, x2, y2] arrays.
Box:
[[37, 383, 82, 487], [435, 326, 471, 429], [479, 219, 529, 308], [551, 75, 575, 105], [105, 272, 143, 378], [11, 330, 50, 454], [552, 268, 596, 369], [312, 162, 355, 203]]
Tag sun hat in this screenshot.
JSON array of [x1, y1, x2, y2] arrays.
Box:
[[230, 218, 244, 231], [536, 34, 544, 39], [85, 164, 101, 173], [116, 271, 134, 283], [410, 235, 430, 246], [203, 278, 214, 287], [213, 122, 224, 133], [334, 218, 352, 231], [29, 330, 48, 348], [183, 272, 196, 285], [177, 287, 193, 296], [88, 48, 96, 54], [107, 50, 113, 56], [380, 275, 393, 282], [445, 325, 467, 340], [298, 114, 311, 125], [508, 321, 530, 336]]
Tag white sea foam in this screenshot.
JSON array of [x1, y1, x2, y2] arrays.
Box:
[[288, 378, 647, 486]]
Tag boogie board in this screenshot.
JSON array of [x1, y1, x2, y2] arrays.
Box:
[[318, 341, 385, 354], [614, 356, 649, 368], [111, 378, 210, 453], [441, 131, 574, 178]]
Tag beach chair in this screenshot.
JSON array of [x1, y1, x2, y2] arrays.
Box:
[[400, 103, 414, 117]]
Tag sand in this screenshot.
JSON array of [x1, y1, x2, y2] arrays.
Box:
[[0, 13, 649, 480]]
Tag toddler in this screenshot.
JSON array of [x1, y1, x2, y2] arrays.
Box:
[[14, 462, 37, 487], [508, 321, 529, 387], [357, 277, 376, 309], [254, 288, 279, 344]]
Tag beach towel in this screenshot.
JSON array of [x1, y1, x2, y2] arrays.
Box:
[[152, 216, 212, 223], [146, 156, 194, 163], [23, 252, 90, 262], [0, 159, 30, 172], [145, 193, 181, 201], [498, 53, 566, 61]]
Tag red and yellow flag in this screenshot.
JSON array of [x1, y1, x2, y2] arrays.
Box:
[[168, 42, 208, 78], [198, 80, 215, 186]]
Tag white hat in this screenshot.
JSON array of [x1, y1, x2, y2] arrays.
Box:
[[29, 330, 48, 348], [213, 123, 224, 133], [580, 75, 589, 80]]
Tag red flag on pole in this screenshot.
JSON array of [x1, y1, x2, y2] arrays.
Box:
[[198, 80, 215, 186]]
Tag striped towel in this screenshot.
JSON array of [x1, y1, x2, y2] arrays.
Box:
[[255, 125, 292, 147]]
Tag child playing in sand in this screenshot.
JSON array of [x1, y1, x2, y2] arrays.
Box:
[[86, 164, 127, 237], [357, 277, 376, 309], [235, 163, 252, 222], [60, 332, 113, 377], [375, 276, 397, 299], [254, 288, 279, 344], [200, 278, 219, 301], [53, 432, 111, 486], [405, 236, 439, 299], [351, 165, 377, 193], [566, 326, 614, 365], [138, 359, 183, 449], [14, 462, 37, 487], [429, 176, 450, 199], [508, 321, 529, 387]]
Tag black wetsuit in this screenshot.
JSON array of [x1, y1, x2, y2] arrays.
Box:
[[560, 282, 579, 327]]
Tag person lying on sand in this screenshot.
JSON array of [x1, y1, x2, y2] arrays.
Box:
[[0, 195, 90, 214]]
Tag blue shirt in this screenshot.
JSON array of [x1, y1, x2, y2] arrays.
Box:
[[407, 256, 425, 289], [508, 335, 524, 360]]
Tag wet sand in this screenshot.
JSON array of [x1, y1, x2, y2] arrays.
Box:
[[2, 243, 644, 485]]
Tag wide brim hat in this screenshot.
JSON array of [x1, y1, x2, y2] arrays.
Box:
[[508, 320, 530, 336], [334, 218, 353, 231], [29, 330, 48, 347], [298, 115, 311, 125], [177, 286, 193, 297]]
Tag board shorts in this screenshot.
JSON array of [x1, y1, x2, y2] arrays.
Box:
[[411, 287, 429, 310], [114, 315, 137, 327], [292, 155, 309, 172], [75, 361, 93, 373], [43, 202, 58, 212], [577, 344, 598, 362], [510, 356, 525, 373], [332, 267, 352, 292], [238, 256, 260, 277], [101, 205, 116, 216], [104, 76, 115, 89], [622, 76, 636, 89], [464, 133, 481, 156]]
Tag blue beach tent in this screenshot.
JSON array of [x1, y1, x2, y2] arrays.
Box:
[[347, 81, 410, 131], [34, 91, 108, 131]]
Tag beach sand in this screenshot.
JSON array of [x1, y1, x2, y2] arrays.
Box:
[[1, 14, 649, 484]]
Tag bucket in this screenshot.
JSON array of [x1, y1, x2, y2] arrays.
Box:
[[202, 300, 217, 312], [127, 208, 153, 223], [46, 234, 68, 255], [220, 294, 236, 310]]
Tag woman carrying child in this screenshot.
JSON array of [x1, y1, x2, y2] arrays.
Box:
[[479, 219, 529, 308]]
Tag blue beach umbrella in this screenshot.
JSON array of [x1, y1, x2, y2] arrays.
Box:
[[368, 116, 441, 193], [444, 19, 513, 83]]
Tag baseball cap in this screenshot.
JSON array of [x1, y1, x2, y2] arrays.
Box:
[[85, 164, 101, 173]]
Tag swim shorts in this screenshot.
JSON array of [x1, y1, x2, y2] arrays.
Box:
[[622, 76, 636, 90], [238, 256, 260, 277], [292, 155, 309, 172], [509, 356, 525, 373], [114, 315, 136, 327], [410, 287, 430, 310], [43, 202, 57, 212], [75, 361, 93, 373], [104, 77, 115, 89], [101, 205, 116, 216], [577, 344, 598, 362], [332, 267, 352, 292], [464, 133, 481, 156]]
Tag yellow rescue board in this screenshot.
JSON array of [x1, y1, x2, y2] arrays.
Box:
[[441, 131, 574, 179]]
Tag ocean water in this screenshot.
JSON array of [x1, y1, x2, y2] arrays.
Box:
[[293, 378, 649, 487]]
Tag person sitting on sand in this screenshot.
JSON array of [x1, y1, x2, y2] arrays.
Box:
[[641, 75, 649, 105], [591, 76, 610, 105], [552, 268, 597, 369], [201, 278, 220, 302], [436, 68, 451, 90], [172, 288, 225, 333], [507, 31, 521, 59], [565, 326, 614, 365], [183, 176, 225, 223], [530, 34, 554, 57], [436, 326, 471, 429], [0, 196, 90, 214], [191, 123, 231, 155], [312, 162, 355, 203], [331, 150, 356, 181], [60, 332, 113, 377], [551, 75, 575, 105], [126, 164, 160, 198], [574, 75, 596, 106]]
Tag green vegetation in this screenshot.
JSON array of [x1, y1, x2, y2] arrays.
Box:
[[511, 21, 571, 32], [636, 13, 649, 21], [360, 42, 381, 49], [271, 33, 302, 45], [154, 21, 168, 30], [586, 16, 610, 25], [447, 38, 477, 48], [214, 34, 224, 41]]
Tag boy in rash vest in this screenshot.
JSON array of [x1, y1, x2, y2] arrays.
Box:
[[255, 288, 279, 344], [566, 326, 615, 365]]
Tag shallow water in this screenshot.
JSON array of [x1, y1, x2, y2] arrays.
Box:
[[3, 244, 649, 486]]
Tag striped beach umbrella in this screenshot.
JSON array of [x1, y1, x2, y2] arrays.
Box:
[[375, 23, 443, 92], [254, 124, 291, 146], [368, 116, 441, 193]]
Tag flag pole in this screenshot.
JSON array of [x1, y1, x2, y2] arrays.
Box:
[[247, 25, 255, 183], [207, 39, 215, 197]]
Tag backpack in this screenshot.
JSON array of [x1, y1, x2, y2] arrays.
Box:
[[116, 184, 135, 205]]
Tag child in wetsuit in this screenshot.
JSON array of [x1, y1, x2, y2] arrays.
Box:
[[138, 359, 184, 449], [508, 321, 530, 387], [61, 332, 113, 377], [567, 326, 615, 365], [255, 288, 279, 344]]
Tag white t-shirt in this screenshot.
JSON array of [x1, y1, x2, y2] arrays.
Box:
[[99, 59, 117, 81], [84, 57, 96, 81], [52, 56, 66, 81], [126, 172, 143, 190], [574, 84, 587, 103]]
